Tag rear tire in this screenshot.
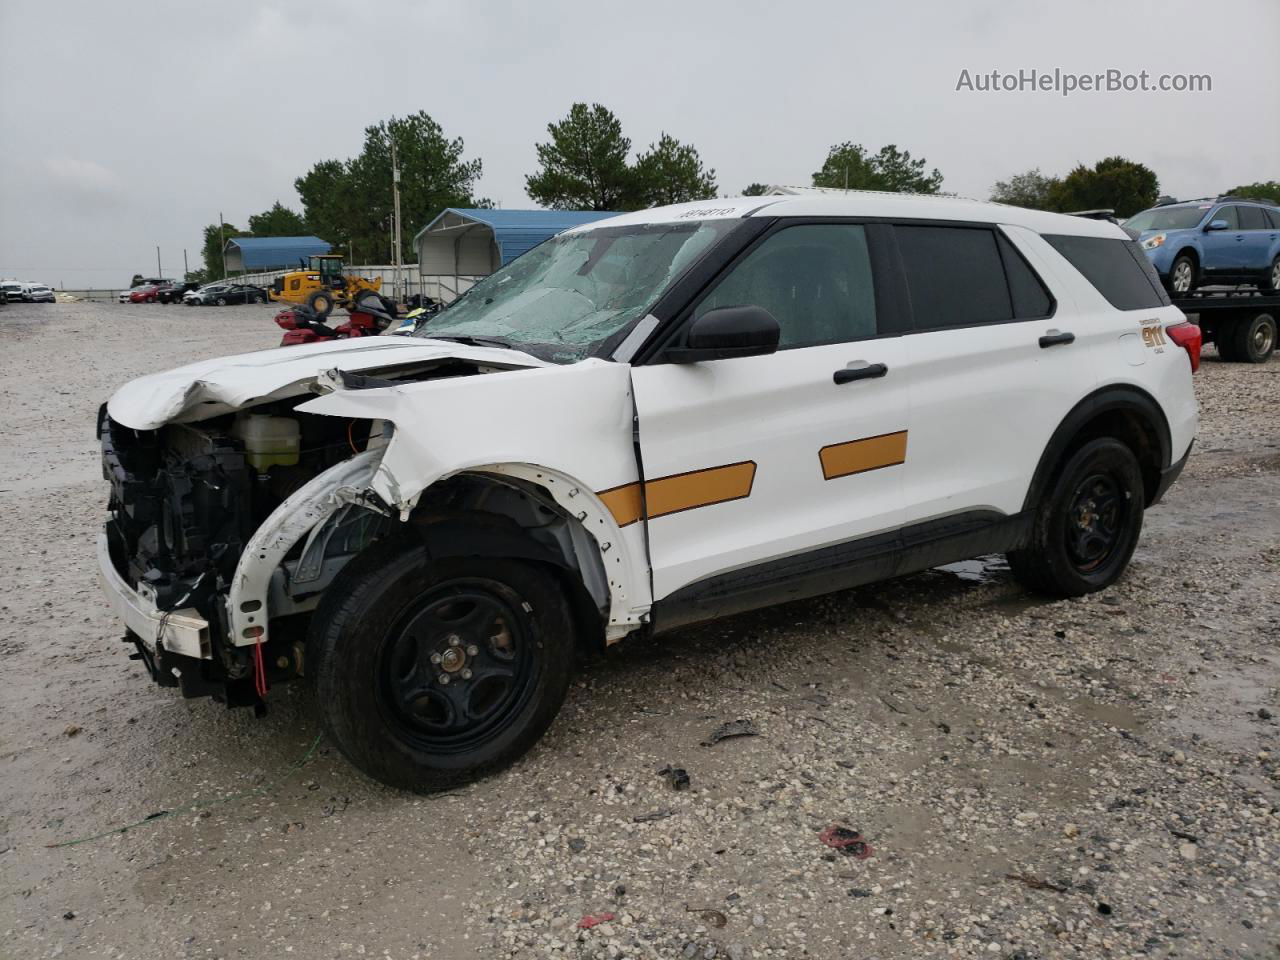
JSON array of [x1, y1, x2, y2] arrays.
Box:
[[1232, 312, 1276, 363], [215, 297, 227, 306], [1166, 253, 1197, 296], [307, 290, 335, 318], [1262, 256, 1280, 293], [310, 539, 575, 792], [1008, 438, 1145, 597]]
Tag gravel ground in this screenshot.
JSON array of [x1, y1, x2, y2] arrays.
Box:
[[1, 301, 1277, 960]]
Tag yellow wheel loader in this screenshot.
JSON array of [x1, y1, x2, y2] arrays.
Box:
[[268, 255, 383, 318]]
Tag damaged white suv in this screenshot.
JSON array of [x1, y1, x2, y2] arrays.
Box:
[[99, 193, 1199, 791]]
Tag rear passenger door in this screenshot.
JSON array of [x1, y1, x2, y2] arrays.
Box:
[[631, 222, 910, 603], [894, 223, 1096, 525], [1237, 205, 1277, 271]]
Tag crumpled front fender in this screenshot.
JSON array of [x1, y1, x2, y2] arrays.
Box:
[[227, 449, 383, 647]]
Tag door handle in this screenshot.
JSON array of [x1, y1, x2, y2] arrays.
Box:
[[833, 362, 888, 384], [1039, 330, 1075, 348]]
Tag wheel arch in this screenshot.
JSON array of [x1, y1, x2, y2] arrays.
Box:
[[1023, 385, 1171, 512], [402, 467, 643, 653]]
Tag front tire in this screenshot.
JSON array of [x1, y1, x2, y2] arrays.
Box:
[[1166, 253, 1197, 296], [1009, 438, 1145, 597], [310, 541, 575, 792]]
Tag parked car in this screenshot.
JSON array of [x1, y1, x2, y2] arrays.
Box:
[[97, 193, 1199, 792], [25, 284, 56, 303], [2, 280, 26, 302], [128, 285, 160, 304], [1127, 197, 1280, 295], [156, 282, 198, 304], [187, 282, 267, 306], [117, 289, 134, 304]]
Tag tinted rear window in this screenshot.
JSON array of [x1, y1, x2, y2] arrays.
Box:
[[896, 226, 1012, 329], [1044, 234, 1167, 310]]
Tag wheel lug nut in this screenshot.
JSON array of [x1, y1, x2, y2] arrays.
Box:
[[447, 635, 461, 647], [466, 644, 479, 656], [438, 674, 450, 685], [461, 668, 473, 680], [429, 652, 442, 665]]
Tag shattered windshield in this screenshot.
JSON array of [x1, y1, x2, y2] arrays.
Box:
[[415, 219, 738, 362]]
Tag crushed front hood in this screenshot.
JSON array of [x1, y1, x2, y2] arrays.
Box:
[[106, 336, 549, 430]]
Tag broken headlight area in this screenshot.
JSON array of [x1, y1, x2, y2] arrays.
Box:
[[98, 401, 390, 704]]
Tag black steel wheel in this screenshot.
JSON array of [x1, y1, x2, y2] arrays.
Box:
[[310, 539, 575, 792], [1231, 312, 1276, 364], [1009, 438, 1145, 596]]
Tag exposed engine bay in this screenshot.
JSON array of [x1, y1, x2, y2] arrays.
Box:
[[99, 397, 392, 703], [97, 347, 636, 708]]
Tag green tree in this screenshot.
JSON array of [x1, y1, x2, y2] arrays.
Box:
[[812, 143, 944, 193], [248, 201, 307, 236], [990, 168, 1060, 210], [199, 222, 249, 281], [1223, 180, 1280, 204], [741, 182, 770, 196], [525, 103, 634, 210], [629, 132, 717, 207], [1046, 156, 1159, 218], [295, 111, 485, 263]]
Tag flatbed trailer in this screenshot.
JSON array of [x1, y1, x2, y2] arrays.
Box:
[[1172, 290, 1278, 363]]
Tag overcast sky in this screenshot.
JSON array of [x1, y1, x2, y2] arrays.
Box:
[[1, 0, 1276, 289]]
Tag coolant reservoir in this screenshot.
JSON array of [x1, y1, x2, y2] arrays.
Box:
[[232, 414, 300, 471]]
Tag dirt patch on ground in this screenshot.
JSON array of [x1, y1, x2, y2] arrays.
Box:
[[2, 302, 1277, 959]]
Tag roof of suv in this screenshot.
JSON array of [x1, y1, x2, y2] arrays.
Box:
[[568, 190, 1130, 240]]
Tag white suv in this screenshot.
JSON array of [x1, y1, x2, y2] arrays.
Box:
[[97, 192, 1199, 791]]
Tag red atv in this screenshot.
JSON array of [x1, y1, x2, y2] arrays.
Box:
[[274, 295, 398, 346]]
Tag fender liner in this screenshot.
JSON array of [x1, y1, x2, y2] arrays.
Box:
[[1022, 385, 1172, 513]]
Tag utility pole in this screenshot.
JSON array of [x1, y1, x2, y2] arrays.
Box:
[[156, 246, 162, 277], [391, 139, 403, 304], [183, 249, 189, 278], [219, 212, 227, 278]]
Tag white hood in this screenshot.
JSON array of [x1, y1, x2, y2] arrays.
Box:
[[106, 336, 549, 430]]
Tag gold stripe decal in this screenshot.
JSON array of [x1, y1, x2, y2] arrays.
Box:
[[597, 482, 644, 528], [597, 461, 757, 527], [819, 430, 908, 480]]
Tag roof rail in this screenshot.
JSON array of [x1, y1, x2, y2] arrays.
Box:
[[1216, 195, 1277, 205], [1066, 209, 1119, 221]]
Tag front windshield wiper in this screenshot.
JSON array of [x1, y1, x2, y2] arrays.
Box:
[[426, 333, 519, 350]]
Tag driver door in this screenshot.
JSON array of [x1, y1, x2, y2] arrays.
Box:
[[630, 223, 910, 603]]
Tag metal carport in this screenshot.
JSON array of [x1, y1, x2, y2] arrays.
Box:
[[223, 236, 332, 272], [413, 208, 616, 302]]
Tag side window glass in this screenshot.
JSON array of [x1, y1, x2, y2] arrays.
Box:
[[695, 224, 877, 349], [1238, 206, 1267, 230], [1212, 205, 1239, 229], [1043, 234, 1166, 310], [896, 225, 1012, 328], [996, 233, 1053, 319]]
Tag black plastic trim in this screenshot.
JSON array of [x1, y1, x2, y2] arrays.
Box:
[[649, 509, 1029, 634], [1021, 385, 1173, 512]]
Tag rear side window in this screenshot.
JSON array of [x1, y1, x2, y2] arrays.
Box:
[[1044, 234, 1167, 310], [1268, 208, 1280, 229], [1238, 205, 1268, 230], [895, 225, 1012, 329], [996, 233, 1053, 318]]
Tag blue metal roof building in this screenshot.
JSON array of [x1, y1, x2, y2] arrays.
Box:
[[414, 209, 617, 281], [223, 236, 331, 272]]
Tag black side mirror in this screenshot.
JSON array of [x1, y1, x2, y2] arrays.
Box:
[[665, 305, 781, 363]]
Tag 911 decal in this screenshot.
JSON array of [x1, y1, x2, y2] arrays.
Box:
[[1141, 321, 1166, 352]]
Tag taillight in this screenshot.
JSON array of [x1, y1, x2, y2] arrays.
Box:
[[1166, 321, 1201, 373]]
